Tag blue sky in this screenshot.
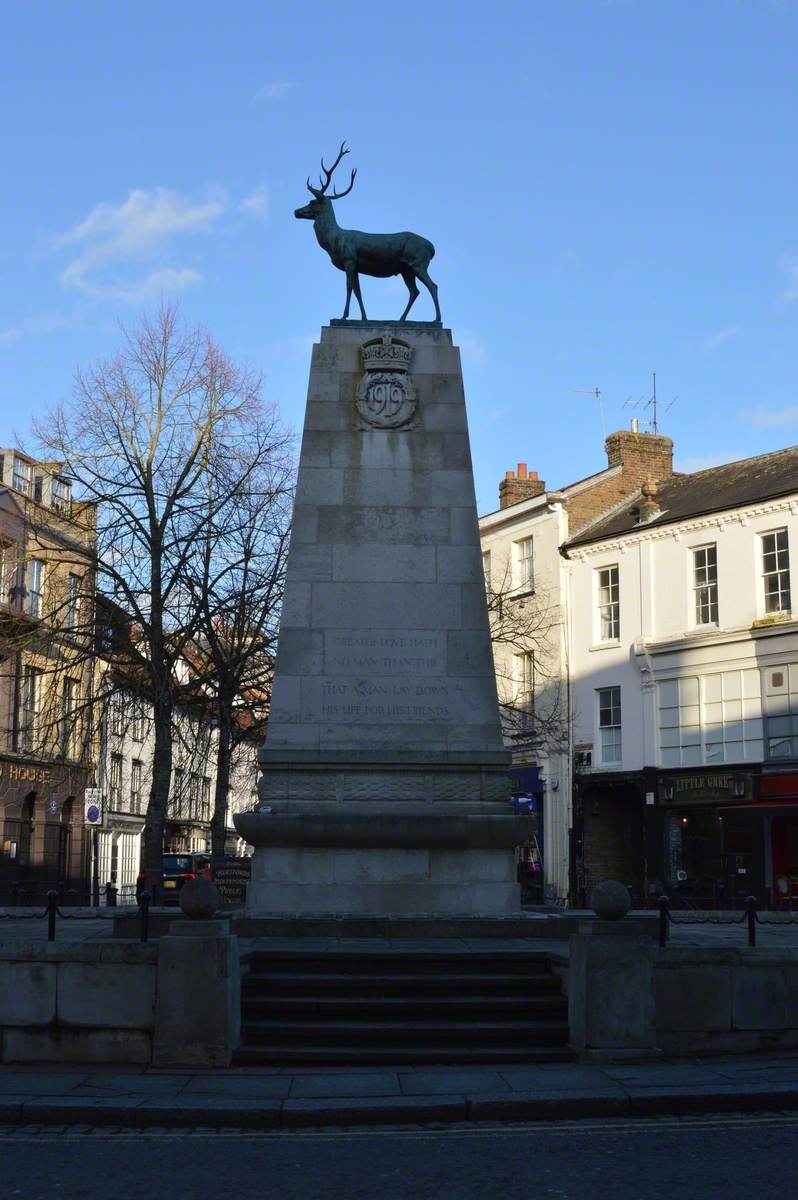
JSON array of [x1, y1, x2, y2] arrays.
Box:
[[1, 0, 797, 514]]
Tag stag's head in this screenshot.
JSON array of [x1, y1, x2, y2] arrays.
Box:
[[295, 142, 357, 220]]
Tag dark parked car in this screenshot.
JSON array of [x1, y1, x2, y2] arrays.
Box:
[[136, 853, 211, 904]]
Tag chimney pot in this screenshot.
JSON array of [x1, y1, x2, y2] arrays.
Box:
[[517, 463, 528, 479], [505, 470, 515, 479], [529, 470, 538, 481]]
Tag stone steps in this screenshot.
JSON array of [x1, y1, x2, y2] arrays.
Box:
[[235, 946, 573, 1067], [241, 1017, 570, 1043], [242, 994, 566, 1017], [243, 971, 562, 996]]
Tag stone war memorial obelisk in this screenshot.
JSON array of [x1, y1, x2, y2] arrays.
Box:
[[235, 144, 534, 914]]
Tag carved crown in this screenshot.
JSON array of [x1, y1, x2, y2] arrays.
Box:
[[361, 332, 413, 372]]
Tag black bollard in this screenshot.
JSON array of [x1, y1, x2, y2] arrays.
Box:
[[745, 896, 758, 948], [658, 895, 671, 948], [46, 890, 59, 941], [139, 891, 151, 943]]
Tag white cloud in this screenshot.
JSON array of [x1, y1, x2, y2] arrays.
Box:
[[0, 313, 73, 346], [239, 185, 269, 221], [56, 187, 225, 303], [702, 324, 741, 351], [747, 405, 798, 430], [781, 255, 798, 303], [252, 80, 296, 103]]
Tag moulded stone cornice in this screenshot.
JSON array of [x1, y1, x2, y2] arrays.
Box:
[[567, 493, 798, 558]]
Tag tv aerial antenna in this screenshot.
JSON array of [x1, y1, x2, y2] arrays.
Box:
[[623, 372, 676, 434], [574, 387, 605, 439]]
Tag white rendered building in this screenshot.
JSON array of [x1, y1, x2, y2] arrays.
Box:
[[479, 429, 675, 901], [564, 445, 798, 908]]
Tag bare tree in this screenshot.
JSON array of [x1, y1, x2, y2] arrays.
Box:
[[485, 557, 569, 756], [182, 429, 293, 862], [30, 305, 271, 891]]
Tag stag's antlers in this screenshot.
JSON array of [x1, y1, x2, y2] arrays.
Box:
[[307, 142, 357, 200]]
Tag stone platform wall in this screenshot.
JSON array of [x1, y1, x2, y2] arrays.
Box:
[[0, 941, 157, 1064], [655, 946, 798, 1056], [567, 928, 798, 1057], [0, 922, 240, 1066]]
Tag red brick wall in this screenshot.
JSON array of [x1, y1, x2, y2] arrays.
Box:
[[567, 431, 673, 534]]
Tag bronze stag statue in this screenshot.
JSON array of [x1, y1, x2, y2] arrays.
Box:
[[295, 143, 442, 324]]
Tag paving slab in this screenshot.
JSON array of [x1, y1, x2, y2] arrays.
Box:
[[289, 1073, 400, 1098], [602, 1064, 721, 1086], [399, 1070, 509, 1095], [502, 1065, 611, 1090], [709, 1063, 798, 1082], [180, 1075, 291, 1098], [0, 1071, 89, 1095], [69, 1073, 192, 1096]]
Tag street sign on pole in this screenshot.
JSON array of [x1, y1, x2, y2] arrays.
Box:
[[84, 788, 104, 827]]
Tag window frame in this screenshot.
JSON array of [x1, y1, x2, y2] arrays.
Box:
[[61, 676, 79, 759], [130, 758, 144, 814], [109, 752, 124, 809], [761, 527, 791, 615], [597, 685, 622, 765], [513, 649, 535, 730], [514, 537, 534, 593], [596, 564, 620, 643], [12, 457, 32, 496], [692, 543, 719, 627], [19, 665, 42, 751], [130, 699, 146, 743], [65, 573, 80, 630], [26, 559, 44, 617], [481, 549, 491, 593]]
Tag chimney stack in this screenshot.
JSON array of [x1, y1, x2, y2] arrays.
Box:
[[604, 429, 673, 488], [499, 462, 546, 509]]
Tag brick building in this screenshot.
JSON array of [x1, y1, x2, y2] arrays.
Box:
[[0, 450, 97, 903]]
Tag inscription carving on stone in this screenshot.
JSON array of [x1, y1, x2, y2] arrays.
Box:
[[356, 332, 417, 430], [318, 679, 450, 722], [326, 632, 447, 676]]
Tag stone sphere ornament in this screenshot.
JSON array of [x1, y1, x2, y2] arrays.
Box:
[[179, 877, 221, 920], [590, 879, 631, 921]]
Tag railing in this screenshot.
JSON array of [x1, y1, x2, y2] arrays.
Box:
[[658, 894, 798, 948], [0, 890, 151, 942], [4, 881, 141, 908]]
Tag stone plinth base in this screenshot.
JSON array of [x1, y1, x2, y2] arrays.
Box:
[[244, 845, 519, 915], [236, 803, 535, 916]]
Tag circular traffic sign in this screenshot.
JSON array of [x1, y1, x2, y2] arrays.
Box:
[[86, 803, 101, 823]]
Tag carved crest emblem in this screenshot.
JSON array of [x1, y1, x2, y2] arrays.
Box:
[[356, 332, 417, 429]]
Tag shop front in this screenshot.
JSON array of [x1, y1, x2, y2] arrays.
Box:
[[651, 768, 763, 909], [0, 755, 90, 903], [571, 771, 647, 907], [759, 772, 798, 907]]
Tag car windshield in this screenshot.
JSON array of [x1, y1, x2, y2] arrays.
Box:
[[164, 856, 193, 872]]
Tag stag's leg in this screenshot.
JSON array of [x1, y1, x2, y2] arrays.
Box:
[[399, 268, 419, 321], [416, 267, 442, 323], [342, 276, 353, 320], [351, 271, 367, 320]]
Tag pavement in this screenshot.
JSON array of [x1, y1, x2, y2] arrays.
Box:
[[3, 1054, 798, 1129]]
